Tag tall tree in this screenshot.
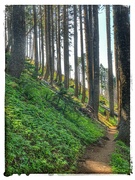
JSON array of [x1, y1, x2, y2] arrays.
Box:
[[114, 5, 130, 146], [106, 5, 114, 117], [74, 5, 78, 97], [44, 6, 50, 80], [79, 6, 86, 103], [33, 5, 38, 76], [84, 5, 94, 108], [40, 6, 45, 76], [93, 5, 100, 118], [51, 6, 55, 82], [7, 5, 25, 78], [63, 5, 69, 89], [56, 5, 62, 83], [113, 6, 120, 122]]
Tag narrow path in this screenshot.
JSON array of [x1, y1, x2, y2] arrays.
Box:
[[77, 127, 117, 174]]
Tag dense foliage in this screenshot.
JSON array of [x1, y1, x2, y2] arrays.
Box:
[[110, 141, 131, 174], [5, 60, 105, 175]]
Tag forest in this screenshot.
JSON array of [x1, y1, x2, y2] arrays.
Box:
[[5, 5, 131, 175]]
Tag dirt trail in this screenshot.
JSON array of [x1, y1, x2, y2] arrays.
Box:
[[77, 127, 117, 174]]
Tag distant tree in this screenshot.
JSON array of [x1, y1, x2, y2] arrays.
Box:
[[7, 5, 25, 78], [113, 5, 130, 146], [106, 5, 114, 117], [99, 64, 108, 95]]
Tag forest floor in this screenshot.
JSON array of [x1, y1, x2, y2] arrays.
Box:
[[77, 126, 117, 174]]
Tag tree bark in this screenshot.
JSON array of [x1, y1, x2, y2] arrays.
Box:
[[74, 5, 78, 97], [93, 5, 99, 118], [114, 5, 130, 146], [57, 6, 62, 83], [40, 6, 45, 76], [33, 5, 38, 76], [63, 5, 69, 89], [84, 5, 94, 108], [8, 5, 25, 78], [106, 5, 114, 117], [44, 6, 50, 80], [79, 6, 85, 103]]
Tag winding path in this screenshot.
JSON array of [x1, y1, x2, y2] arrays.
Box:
[[77, 127, 117, 174]]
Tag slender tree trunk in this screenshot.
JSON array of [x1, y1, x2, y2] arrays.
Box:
[[44, 6, 50, 80], [33, 5, 38, 76], [32, 34, 35, 61], [39, 6, 45, 76], [114, 5, 130, 146], [89, 5, 94, 109], [93, 5, 99, 118], [51, 6, 54, 82], [74, 5, 78, 97], [8, 5, 25, 78], [25, 25, 28, 57], [38, 18, 41, 70], [79, 6, 85, 103], [106, 5, 114, 117], [57, 6, 62, 83], [48, 6, 53, 85], [63, 5, 69, 89], [84, 5, 94, 108]]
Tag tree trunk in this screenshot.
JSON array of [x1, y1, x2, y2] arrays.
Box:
[[74, 5, 78, 97], [8, 5, 25, 78], [79, 6, 86, 103], [63, 5, 69, 89], [93, 5, 99, 118], [48, 6, 53, 85], [57, 6, 62, 83], [44, 6, 50, 80], [113, 6, 120, 123], [40, 6, 45, 76], [51, 6, 54, 83], [106, 5, 114, 117], [33, 5, 38, 76], [5, 6, 13, 53], [114, 5, 130, 146], [84, 5, 94, 108]]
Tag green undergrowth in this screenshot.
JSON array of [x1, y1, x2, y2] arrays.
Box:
[[109, 116, 118, 126], [5, 68, 104, 175], [110, 141, 131, 174]]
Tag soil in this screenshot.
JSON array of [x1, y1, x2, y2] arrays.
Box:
[[77, 127, 117, 174]]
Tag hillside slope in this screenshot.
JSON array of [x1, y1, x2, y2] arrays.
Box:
[[5, 64, 105, 175]]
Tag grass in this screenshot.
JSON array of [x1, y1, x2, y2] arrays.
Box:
[[5, 60, 105, 175], [110, 141, 131, 174]]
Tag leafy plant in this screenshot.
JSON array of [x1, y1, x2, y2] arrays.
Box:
[[5, 62, 105, 175], [110, 140, 131, 174]]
